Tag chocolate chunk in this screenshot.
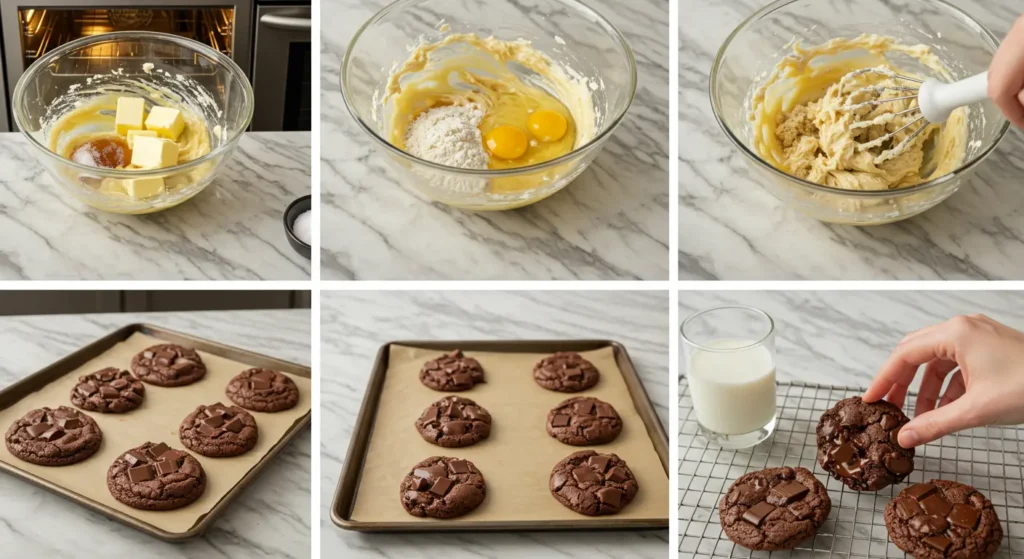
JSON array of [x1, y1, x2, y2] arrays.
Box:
[[148, 442, 171, 460], [430, 477, 453, 496], [77, 384, 98, 397], [158, 449, 181, 463], [128, 464, 155, 482], [198, 422, 219, 436], [890, 429, 902, 447], [154, 459, 177, 476], [923, 535, 951, 553], [596, 404, 617, 418], [909, 514, 949, 534], [451, 372, 473, 386], [251, 370, 275, 383], [125, 451, 149, 466], [249, 379, 272, 390], [26, 423, 52, 438], [551, 414, 571, 427], [730, 483, 756, 503], [607, 467, 628, 484], [414, 466, 445, 480], [880, 414, 898, 431], [445, 402, 462, 419], [770, 481, 809, 504], [203, 415, 225, 428], [223, 417, 245, 433], [884, 453, 913, 475], [99, 386, 119, 399], [40, 427, 64, 441], [897, 499, 923, 519], [949, 503, 980, 529], [820, 418, 837, 438], [572, 465, 600, 484], [422, 406, 439, 421], [574, 400, 595, 415], [597, 487, 623, 508], [110, 378, 128, 389], [838, 459, 864, 478], [205, 404, 229, 417], [906, 483, 937, 501], [449, 460, 471, 475], [56, 417, 83, 430], [742, 501, 775, 527], [830, 442, 856, 465], [588, 455, 610, 472], [463, 407, 483, 420], [920, 493, 953, 517], [442, 421, 469, 435]]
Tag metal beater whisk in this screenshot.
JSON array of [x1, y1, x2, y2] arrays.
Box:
[[838, 67, 989, 164]]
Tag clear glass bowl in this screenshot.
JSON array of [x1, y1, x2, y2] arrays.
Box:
[[13, 31, 254, 215], [711, 0, 1009, 225], [341, 0, 636, 211]]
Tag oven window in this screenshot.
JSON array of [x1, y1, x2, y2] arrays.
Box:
[[19, 8, 234, 72], [283, 42, 311, 132]]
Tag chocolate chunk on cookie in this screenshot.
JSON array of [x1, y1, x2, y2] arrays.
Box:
[[816, 396, 915, 491], [533, 352, 599, 393], [5, 406, 102, 466], [400, 456, 486, 519], [226, 368, 299, 412], [71, 367, 145, 413], [885, 480, 1002, 559], [419, 350, 484, 392], [546, 396, 622, 446], [415, 396, 491, 448], [719, 466, 831, 551], [131, 344, 206, 387], [179, 402, 258, 457], [107, 441, 206, 510], [549, 450, 638, 516]]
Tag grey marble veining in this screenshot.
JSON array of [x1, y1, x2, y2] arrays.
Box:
[[679, 290, 1024, 389], [321, 0, 669, 280], [321, 291, 668, 558], [680, 0, 1024, 280], [0, 133, 311, 280], [0, 310, 311, 558]]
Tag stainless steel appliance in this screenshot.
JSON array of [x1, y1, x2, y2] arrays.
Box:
[[252, 5, 310, 131]]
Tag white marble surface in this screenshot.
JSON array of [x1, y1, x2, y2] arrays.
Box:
[[0, 310, 311, 558], [680, 0, 1024, 280], [321, 291, 669, 558], [0, 133, 311, 280], [321, 0, 669, 280]]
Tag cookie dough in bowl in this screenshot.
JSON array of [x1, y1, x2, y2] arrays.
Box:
[[342, 0, 637, 210], [12, 31, 254, 214], [711, 0, 1009, 225]]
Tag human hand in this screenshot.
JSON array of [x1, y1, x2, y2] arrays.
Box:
[[863, 314, 1024, 448], [989, 14, 1024, 129]]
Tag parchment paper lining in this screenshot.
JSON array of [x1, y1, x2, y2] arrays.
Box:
[[0, 332, 311, 534], [350, 345, 668, 522]]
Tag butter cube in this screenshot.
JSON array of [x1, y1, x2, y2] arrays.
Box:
[[145, 106, 185, 141], [130, 135, 179, 169], [123, 176, 165, 199], [126, 129, 158, 149], [115, 97, 146, 136]]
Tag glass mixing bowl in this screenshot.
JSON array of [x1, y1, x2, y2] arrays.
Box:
[[13, 31, 254, 214], [711, 0, 1009, 225], [342, 0, 636, 211]]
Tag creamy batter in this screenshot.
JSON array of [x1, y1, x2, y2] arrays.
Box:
[[750, 35, 968, 191], [382, 33, 596, 171]]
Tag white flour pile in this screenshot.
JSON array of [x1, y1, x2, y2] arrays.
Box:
[[404, 105, 490, 169]]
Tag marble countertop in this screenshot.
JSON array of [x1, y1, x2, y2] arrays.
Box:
[[321, 291, 669, 558], [321, 0, 669, 280], [680, 0, 1024, 280], [0, 132, 310, 280], [0, 309, 311, 558]]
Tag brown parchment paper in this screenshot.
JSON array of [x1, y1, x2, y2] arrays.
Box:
[[350, 345, 668, 523], [0, 332, 311, 534]]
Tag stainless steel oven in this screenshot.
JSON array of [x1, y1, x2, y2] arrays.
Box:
[[252, 4, 310, 131]]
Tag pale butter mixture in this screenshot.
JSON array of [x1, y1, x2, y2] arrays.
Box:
[[750, 34, 968, 191]]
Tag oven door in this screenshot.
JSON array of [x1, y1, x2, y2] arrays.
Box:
[[0, 0, 253, 132], [251, 5, 310, 131]]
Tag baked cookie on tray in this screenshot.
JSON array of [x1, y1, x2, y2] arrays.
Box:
[[179, 402, 258, 457], [415, 396, 491, 448], [419, 350, 485, 392], [533, 352, 599, 393], [71, 367, 145, 413], [546, 396, 622, 446], [885, 480, 1002, 559], [718, 466, 831, 551], [816, 396, 915, 491], [400, 456, 486, 519], [549, 450, 638, 516], [5, 406, 102, 466], [107, 441, 206, 511], [131, 344, 207, 387], [226, 368, 299, 412]]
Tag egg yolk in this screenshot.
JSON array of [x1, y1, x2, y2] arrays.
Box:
[[484, 126, 528, 160], [527, 110, 568, 143]]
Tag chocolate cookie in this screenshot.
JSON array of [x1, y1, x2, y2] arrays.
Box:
[[400, 456, 486, 519], [816, 396, 915, 491], [415, 396, 491, 448], [546, 396, 622, 446], [71, 367, 145, 413], [226, 368, 299, 412], [107, 441, 206, 511], [719, 466, 831, 551], [5, 406, 102, 466], [533, 352, 599, 392], [549, 450, 638, 516], [131, 344, 206, 387], [885, 480, 1002, 559], [419, 350, 484, 392], [179, 402, 258, 457]]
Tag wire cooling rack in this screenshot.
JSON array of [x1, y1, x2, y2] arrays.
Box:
[[679, 380, 1024, 558]]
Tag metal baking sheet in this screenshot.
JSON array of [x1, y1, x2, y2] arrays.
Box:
[[0, 323, 311, 542], [679, 380, 1024, 558], [332, 340, 669, 532]]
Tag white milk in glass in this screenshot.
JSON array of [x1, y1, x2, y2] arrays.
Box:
[[688, 339, 776, 435]]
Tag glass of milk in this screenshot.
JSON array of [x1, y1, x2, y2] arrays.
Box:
[[681, 305, 777, 449]]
